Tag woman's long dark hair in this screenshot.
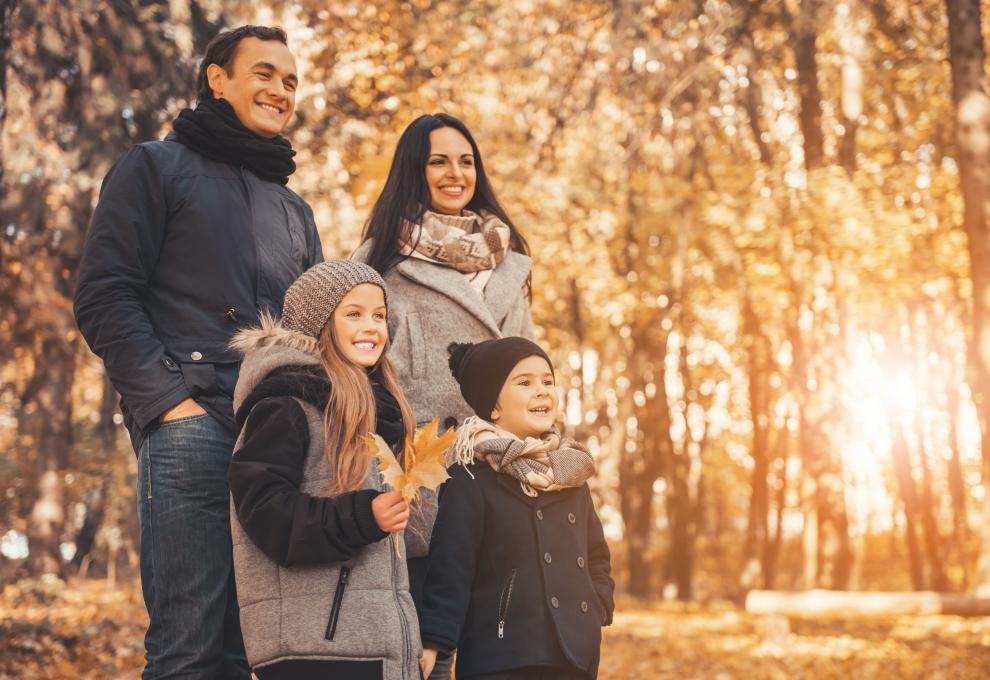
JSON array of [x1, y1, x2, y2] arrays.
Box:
[[360, 113, 530, 274]]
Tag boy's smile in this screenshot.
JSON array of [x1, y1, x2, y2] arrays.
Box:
[[490, 355, 558, 439]]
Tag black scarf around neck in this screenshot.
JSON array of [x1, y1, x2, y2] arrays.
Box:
[[170, 98, 296, 185]]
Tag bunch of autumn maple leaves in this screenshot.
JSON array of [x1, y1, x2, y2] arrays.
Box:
[[365, 418, 456, 556]]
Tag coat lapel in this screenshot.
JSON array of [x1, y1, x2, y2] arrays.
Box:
[[395, 251, 531, 336], [482, 252, 532, 327]]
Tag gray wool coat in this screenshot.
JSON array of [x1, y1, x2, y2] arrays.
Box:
[[229, 320, 423, 679], [352, 240, 536, 428]]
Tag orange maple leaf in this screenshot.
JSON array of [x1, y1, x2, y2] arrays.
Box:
[[365, 417, 455, 504]]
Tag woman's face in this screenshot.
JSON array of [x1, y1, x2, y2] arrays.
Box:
[[425, 127, 477, 215]]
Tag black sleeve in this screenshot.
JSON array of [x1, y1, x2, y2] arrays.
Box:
[[418, 466, 485, 651], [585, 485, 615, 626], [302, 201, 325, 267], [229, 397, 387, 567], [73, 146, 189, 430]]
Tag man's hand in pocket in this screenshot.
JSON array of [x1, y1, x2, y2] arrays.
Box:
[[160, 398, 207, 423]]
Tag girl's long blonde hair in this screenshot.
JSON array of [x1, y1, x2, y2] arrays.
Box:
[[318, 316, 415, 494]]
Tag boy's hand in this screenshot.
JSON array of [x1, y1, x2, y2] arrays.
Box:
[[420, 648, 438, 678], [372, 490, 410, 533]]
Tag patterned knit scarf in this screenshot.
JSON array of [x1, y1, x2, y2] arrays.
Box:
[[449, 416, 595, 496], [401, 209, 511, 274]]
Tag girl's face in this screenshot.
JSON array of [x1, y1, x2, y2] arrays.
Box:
[[491, 355, 558, 439], [425, 127, 477, 215], [332, 284, 388, 368]]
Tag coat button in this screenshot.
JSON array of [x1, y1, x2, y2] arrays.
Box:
[[536, 509, 544, 520], [551, 596, 559, 608], [225, 307, 237, 321], [577, 556, 585, 568], [568, 512, 576, 524], [443, 416, 458, 430], [162, 356, 176, 369], [190, 351, 203, 361], [544, 552, 552, 564], [581, 601, 589, 613]]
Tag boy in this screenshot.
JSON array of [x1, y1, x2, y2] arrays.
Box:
[[419, 337, 615, 680]]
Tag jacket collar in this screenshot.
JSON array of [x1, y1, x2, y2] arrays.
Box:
[[493, 470, 575, 509], [394, 251, 531, 336]]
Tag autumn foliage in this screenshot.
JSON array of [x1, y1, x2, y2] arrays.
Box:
[[4, 0, 990, 677]]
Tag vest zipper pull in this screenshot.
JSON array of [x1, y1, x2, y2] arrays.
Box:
[[498, 621, 504, 639]]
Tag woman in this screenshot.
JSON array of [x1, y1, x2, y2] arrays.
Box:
[[353, 113, 535, 679]]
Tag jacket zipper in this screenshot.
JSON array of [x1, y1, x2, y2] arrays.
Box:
[[389, 534, 412, 679], [497, 568, 518, 639], [324, 566, 350, 640]]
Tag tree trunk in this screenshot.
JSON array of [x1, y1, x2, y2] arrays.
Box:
[[889, 411, 926, 590], [946, 378, 971, 585], [70, 374, 118, 574], [25, 340, 75, 575], [764, 428, 789, 589], [619, 331, 668, 598], [946, 0, 990, 592], [0, 0, 18, 188], [793, 0, 825, 171], [836, 1, 864, 172], [741, 292, 773, 590]]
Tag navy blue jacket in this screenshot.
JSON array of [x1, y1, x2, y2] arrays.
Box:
[[73, 136, 323, 449], [419, 464, 615, 679]]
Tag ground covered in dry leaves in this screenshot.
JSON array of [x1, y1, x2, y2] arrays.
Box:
[[2, 578, 989, 679]]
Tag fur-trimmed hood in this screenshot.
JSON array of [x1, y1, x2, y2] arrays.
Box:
[[230, 313, 322, 417]]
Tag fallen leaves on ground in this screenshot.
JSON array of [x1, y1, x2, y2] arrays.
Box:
[[600, 596, 990, 680], [4, 581, 990, 679], [0, 575, 145, 679]]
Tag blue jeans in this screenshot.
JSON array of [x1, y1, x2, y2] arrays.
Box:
[[137, 414, 250, 680]]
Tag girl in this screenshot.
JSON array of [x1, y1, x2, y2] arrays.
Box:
[[353, 113, 536, 679], [419, 338, 615, 680], [227, 260, 423, 680]]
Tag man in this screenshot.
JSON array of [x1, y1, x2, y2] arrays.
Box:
[[73, 26, 323, 679]]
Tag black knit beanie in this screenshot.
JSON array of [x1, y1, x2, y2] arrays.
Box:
[[447, 337, 554, 420]]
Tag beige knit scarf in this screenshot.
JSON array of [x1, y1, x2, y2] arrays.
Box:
[[401, 209, 511, 274], [449, 416, 595, 497]]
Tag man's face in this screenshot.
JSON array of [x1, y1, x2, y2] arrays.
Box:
[[207, 37, 298, 138]]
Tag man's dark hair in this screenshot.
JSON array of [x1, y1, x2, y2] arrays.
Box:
[[196, 25, 288, 102]]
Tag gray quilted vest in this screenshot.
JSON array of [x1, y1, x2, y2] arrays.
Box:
[[229, 319, 422, 679]]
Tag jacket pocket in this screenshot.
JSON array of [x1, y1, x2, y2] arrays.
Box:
[[178, 361, 218, 397], [324, 566, 351, 641], [496, 568, 517, 639]]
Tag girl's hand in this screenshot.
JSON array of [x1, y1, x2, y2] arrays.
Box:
[[372, 490, 410, 532], [420, 648, 438, 678]]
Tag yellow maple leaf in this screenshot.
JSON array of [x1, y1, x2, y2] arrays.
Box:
[[364, 417, 455, 503]]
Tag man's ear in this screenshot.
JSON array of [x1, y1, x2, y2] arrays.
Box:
[[490, 404, 500, 422], [206, 63, 227, 99]]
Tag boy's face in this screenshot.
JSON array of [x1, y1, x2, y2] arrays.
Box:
[[490, 355, 558, 439]]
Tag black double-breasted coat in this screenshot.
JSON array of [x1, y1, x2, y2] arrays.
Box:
[[418, 463, 615, 679]]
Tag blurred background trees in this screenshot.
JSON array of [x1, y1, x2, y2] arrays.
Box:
[[2, 0, 989, 601]]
